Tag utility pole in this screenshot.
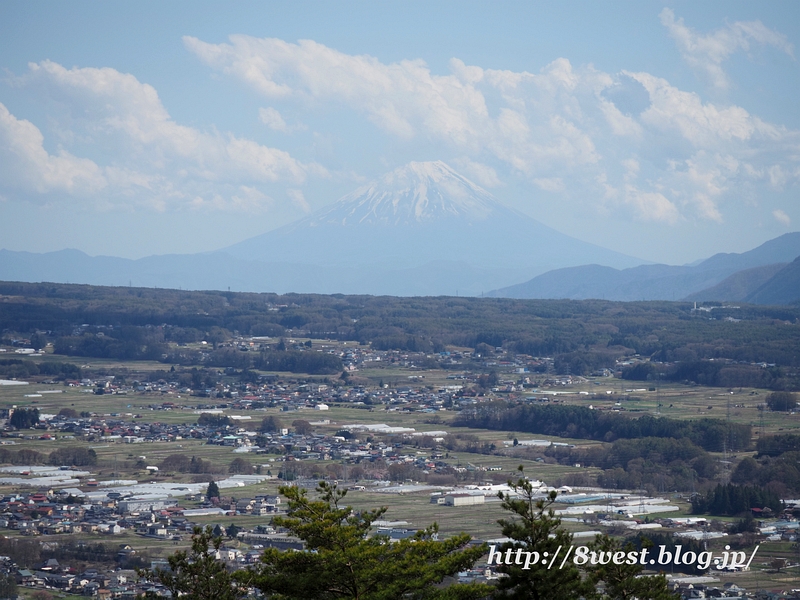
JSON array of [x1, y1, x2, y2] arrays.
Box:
[[723, 394, 732, 485]]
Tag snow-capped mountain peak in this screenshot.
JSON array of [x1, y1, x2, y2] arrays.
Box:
[[310, 161, 499, 226], [220, 160, 644, 292]]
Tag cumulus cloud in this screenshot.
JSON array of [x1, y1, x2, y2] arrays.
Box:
[[660, 8, 794, 89], [287, 188, 311, 213], [628, 71, 769, 147], [598, 97, 643, 138], [0, 102, 107, 196], [24, 60, 310, 183], [184, 35, 605, 174], [451, 157, 502, 188], [623, 186, 680, 224], [259, 107, 289, 132], [258, 106, 306, 133], [183, 33, 800, 226], [611, 71, 800, 222], [609, 158, 679, 223], [5, 29, 796, 229], [773, 209, 791, 226], [6, 61, 319, 209]]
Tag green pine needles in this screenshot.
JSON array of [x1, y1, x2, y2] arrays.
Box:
[[144, 475, 680, 600], [251, 482, 489, 600]]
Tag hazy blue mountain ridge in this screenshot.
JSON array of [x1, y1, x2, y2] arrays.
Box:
[[685, 264, 788, 302], [694, 232, 800, 272], [3, 161, 799, 300], [744, 257, 800, 305], [489, 232, 800, 303]]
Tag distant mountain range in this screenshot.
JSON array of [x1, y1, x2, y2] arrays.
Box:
[[2, 160, 798, 302], [0, 161, 643, 297], [488, 232, 800, 304]]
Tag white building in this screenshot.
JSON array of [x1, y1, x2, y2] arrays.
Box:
[[444, 493, 485, 507]]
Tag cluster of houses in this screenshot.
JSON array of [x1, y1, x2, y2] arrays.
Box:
[[0, 487, 300, 597], [0, 482, 795, 599], [44, 336, 561, 405], [13, 560, 143, 599]]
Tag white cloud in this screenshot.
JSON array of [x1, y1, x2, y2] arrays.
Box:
[[628, 71, 767, 147], [0, 102, 107, 196], [184, 34, 800, 226], [259, 107, 288, 132], [660, 8, 794, 90], [8, 60, 320, 210], [613, 157, 679, 223], [773, 209, 791, 226], [768, 165, 788, 190], [623, 185, 680, 224], [451, 157, 502, 188], [259, 106, 306, 133], [621, 158, 640, 180], [612, 71, 800, 222], [6, 33, 795, 231], [599, 98, 643, 138], [662, 152, 741, 222], [184, 36, 607, 174], [25, 60, 310, 183], [287, 188, 310, 213], [532, 177, 565, 193], [230, 185, 274, 212]]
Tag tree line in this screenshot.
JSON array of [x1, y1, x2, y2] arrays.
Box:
[[0, 535, 148, 572], [691, 483, 783, 516], [721, 432, 800, 496], [3, 282, 800, 388], [51, 330, 343, 374], [0, 359, 81, 380], [0, 446, 97, 467], [543, 436, 717, 493], [453, 402, 752, 452], [622, 361, 799, 391]]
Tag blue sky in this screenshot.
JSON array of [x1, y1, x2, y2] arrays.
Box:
[[1, 1, 798, 264]]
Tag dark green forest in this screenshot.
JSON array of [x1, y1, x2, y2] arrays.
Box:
[[2, 281, 800, 386], [453, 402, 752, 452], [454, 402, 755, 493], [691, 483, 783, 516]]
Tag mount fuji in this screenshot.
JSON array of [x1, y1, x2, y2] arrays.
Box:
[[0, 161, 645, 296], [217, 161, 644, 292]]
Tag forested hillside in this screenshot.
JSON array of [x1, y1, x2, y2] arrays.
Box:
[[2, 281, 800, 387]]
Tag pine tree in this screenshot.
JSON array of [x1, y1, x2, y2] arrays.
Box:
[[492, 468, 593, 600], [141, 526, 249, 600], [226, 523, 240, 539], [0, 572, 17, 599], [9, 407, 39, 429], [206, 480, 220, 500], [584, 536, 678, 600], [250, 481, 489, 600]]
